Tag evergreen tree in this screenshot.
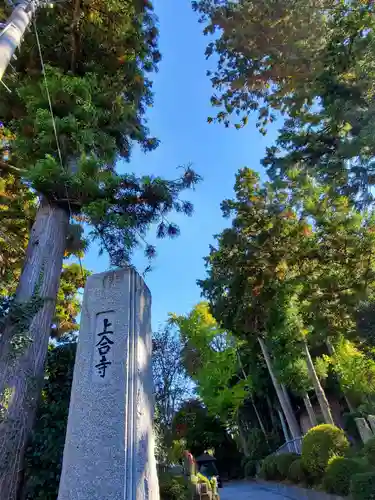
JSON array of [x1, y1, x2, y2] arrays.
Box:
[[198, 167, 375, 429], [0, 1, 200, 497], [196, 1, 375, 202]]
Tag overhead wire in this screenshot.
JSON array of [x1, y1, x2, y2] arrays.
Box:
[[33, 17, 85, 279]]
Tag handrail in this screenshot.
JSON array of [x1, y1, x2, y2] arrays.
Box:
[[274, 437, 303, 455]]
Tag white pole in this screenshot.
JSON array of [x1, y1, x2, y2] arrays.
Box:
[[0, 0, 40, 80]]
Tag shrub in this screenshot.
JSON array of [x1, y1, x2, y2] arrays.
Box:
[[287, 458, 306, 485], [245, 428, 270, 462], [258, 455, 278, 481], [274, 453, 299, 480], [159, 474, 189, 500], [244, 459, 256, 478], [323, 456, 370, 496], [350, 472, 375, 500], [363, 435, 375, 467], [301, 424, 349, 479], [287, 457, 307, 484]]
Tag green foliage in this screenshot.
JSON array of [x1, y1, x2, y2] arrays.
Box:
[[323, 456, 370, 496], [245, 428, 270, 463], [1, 283, 44, 362], [258, 455, 278, 481], [343, 412, 364, 444], [301, 424, 350, 479], [193, 0, 330, 128], [159, 473, 189, 500], [350, 472, 375, 500], [363, 435, 375, 467], [287, 458, 306, 485], [167, 440, 187, 466], [197, 472, 211, 487], [52, 263, 90, 338], [198, 164, 375, 422], [243, 458, 256, 479], [171, 302, 248, 424], [0, 0, 201, 266], [172, 399, 242, 479], [152, 325, 190, 431], [200, 166, 375, 344], [0, 172, 35, 295], [258, 452, 299, 482], [210, 476, 218, 494], [328, 339, 375, 402], [195, 0, 375, 206], [22, 338, 76, 499], [275, 453, 300, 480]]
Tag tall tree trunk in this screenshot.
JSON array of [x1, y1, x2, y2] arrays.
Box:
[[277, 408, 290, 443], [237, 413, 250, 457], [250, 395, 268, 441], [303, 340, 334, 425], [236, 348, 268, 439], [0, 198, 69, 500], [266, 394, 279, 429], [303, 392, 318, 427], [326, 339, 355, 413], [258, 337, 301, 439], [281, 384, 297, 430]]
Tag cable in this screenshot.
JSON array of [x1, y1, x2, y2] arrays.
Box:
[[33, 18, 85, 279]]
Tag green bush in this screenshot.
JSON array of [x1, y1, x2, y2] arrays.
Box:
[[323, 456, 370, 496], [301, 424, 349, 479], [258, 455, 278, 481], [245, 428, 270, 462], [350, 472, 375, 500], [287, 458, 306, 485], [363, 435, 375, 467], [159, 474, 189, 500], [275, 453, 299, 479], [258, 453, 299, 481], [244, 459, 257, 478]]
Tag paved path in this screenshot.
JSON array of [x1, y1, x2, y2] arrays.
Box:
[[219, 481, 342, 500]]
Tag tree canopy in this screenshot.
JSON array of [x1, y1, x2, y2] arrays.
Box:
[[0, 0, 201, 264]]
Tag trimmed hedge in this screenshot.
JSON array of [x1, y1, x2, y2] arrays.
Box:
[[258, 453, 299, 481], [244, 459, 257, 479], [301, 424, 349, 479], [287, 458, 306, 485], [363, 436, 375, 467], [275, 453, 299, 479], [323, 456, 370, 496], [258, 455, 278, 481], [350, 472, 375, 500]]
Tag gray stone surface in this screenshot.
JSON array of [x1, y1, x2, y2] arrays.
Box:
[[220, 482, 343, 500], [367, 415, 375, 435], [355, 417, 373, 444], [58, 268, 159, 500]]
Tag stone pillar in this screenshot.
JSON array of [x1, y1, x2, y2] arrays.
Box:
[[58, 268, 159, 500]]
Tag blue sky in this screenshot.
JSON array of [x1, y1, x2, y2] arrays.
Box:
[[83, 0, 279, 330]]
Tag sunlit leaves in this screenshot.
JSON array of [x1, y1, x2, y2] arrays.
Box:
[[0, 0, 201, 267], [171, 302, 248, 422]]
